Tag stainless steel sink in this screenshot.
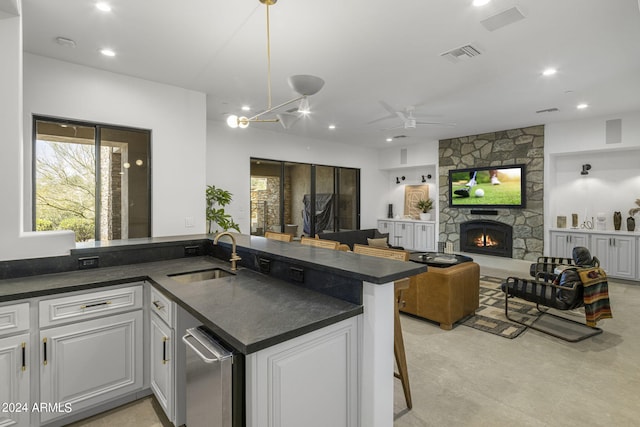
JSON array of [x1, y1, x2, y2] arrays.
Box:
[[168, 268, 235, 284]]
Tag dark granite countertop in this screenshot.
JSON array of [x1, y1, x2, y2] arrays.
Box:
[[214, 234, 426, 284], [0, 256, 361, 354]]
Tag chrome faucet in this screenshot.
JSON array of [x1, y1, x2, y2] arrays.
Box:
[[213, 232, 241, 271]]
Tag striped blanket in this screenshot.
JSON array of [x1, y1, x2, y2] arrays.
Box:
[[578, 267, 613, 327]]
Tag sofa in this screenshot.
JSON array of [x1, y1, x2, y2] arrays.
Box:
[[317, 229, 402, 250]]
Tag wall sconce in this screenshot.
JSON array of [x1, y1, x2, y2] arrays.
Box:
[[581, 164, 591, 175], [421, 174, 432, 183], [396, 176, 405, 184]]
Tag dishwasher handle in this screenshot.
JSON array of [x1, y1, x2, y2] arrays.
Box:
[[183, 328, 233, 364]]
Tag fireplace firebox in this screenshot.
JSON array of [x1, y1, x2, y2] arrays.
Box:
[[460, 220, 513, 258]]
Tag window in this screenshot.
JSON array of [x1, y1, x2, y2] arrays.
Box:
[[33, 117, 151, 242]]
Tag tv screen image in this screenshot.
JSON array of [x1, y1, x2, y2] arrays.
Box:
[[448, 165, 526, 208]]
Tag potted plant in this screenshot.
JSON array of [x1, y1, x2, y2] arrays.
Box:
[[206, 185, 240, 234], [416, 198, 433, 221]]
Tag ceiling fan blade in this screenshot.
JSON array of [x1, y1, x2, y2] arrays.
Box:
[[379, 100, 397, 115], [415, 121, 457, 127], [366, 114, 397, 125]]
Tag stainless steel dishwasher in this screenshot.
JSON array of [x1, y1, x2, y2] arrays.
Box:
[[183, 326, 233, 427]]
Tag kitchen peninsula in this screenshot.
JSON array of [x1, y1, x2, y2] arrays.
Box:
[[0, 233, 425, 427]]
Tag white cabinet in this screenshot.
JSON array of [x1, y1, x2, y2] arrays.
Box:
[[0, 333, 30, 427], [379, 219, 436, 251], [38, 285, 144, 424], [591, 234, 637, 280], [549, 231, 589, 258], [149, 286, 175, 423], [0, 302, 30, 427], [246, 316, 359, 427], [377, 220, 396, 243], [394, 222, 414, 249], [150, 313, 174, 421], [413, 223, 436, 252]]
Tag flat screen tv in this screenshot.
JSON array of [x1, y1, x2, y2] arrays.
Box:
[[448, 164, 526, 208]]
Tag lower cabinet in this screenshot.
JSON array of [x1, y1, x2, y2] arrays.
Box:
[[413, 223, 436, 252], [591, 235, 637, 280], [549, 231, 590, 259], [394, 222, 414, 249], [245, 316, 359, 427], [39, 310, 143, 424], [0, 333, 30, 427], [150, 312, 174, 422]]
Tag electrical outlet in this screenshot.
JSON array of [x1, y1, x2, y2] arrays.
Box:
[[289, 267, 304, 283], [184, 245, 200, 256], [78, 256, 99, 269], [185, 216, 194, 228], [259, 258, 271, 273]]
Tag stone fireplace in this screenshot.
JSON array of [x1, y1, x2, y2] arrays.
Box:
[[460, 220, 513, 258], [438, 125, 544, 261]]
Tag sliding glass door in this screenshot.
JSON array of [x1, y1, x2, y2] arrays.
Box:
[[250, 158, 359, 238]]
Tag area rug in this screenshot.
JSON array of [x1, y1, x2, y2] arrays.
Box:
[[461, 276, 540, 339]]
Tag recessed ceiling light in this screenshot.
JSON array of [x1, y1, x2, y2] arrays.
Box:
[[577, 103, 589, 109], [473, 0, 491, 6], [542, 68, 557, 76], [386, 138, 393, 142], [328, 125, 336, 130], [96, 2, 111, 12], [100, 48, 116, 57], [241, 105, 251, 111]]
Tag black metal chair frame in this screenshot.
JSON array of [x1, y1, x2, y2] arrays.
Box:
[[503, 274, 603, 342]]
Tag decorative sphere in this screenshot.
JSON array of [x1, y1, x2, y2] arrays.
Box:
[[475, 188, 485, 197]]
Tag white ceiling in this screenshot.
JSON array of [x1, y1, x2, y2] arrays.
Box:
[[21, 0, 640, 148]]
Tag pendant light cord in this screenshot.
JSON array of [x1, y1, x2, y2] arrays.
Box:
[[266, 2, 272, 109]]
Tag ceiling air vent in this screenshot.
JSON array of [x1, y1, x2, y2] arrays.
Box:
[[440, 44, 482, 63], [480, 7, 526, 32]]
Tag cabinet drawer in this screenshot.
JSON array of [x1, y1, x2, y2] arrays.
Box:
[[39, 284, 143, 328], [0, 302, 30, 336], [150, 286, 174, 326]]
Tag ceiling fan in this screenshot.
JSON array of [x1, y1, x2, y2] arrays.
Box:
[[368, 101, 455, 129]]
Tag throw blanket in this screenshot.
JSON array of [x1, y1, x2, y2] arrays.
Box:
[[578, 267, 613, 327]]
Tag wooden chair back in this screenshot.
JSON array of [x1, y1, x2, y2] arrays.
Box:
[[300, 236, 340, 250], [264, 231, 293, 242], [352, 244, 409, 261]]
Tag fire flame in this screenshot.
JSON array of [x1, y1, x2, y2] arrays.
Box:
[[473, 234, 500, 247]]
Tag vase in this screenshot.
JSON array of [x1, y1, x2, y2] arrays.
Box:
[[613, 211, 622, 230], [627, 216, 636, 232], [419, 213, 431, 221]]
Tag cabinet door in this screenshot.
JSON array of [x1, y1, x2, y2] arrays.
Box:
[[377, 221, 396, 242], [590, 235, 611, 272], [413, 223, 435, 252], [150, 313, 174, 422], [39, 311, 143, 423], [609, 236, 636, 279], [246, 317, 359, 427], [394, 222, 414, 249], [0, 334, 29, 427]]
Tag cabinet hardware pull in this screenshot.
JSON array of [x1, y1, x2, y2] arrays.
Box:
[[22, 342, 26, 371], [153, 301, 165, 310], [43, 338, 47, 366], [162, 336, 168, 365], [80, 300, 112, 310]]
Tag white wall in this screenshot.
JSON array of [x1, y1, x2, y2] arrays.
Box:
[[0, 5, 76, 262], [23, 54, 207, 240], [206, 121, 386, 232], [544, 111, 640, 253]]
